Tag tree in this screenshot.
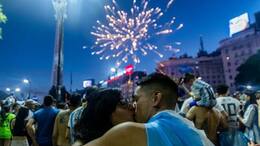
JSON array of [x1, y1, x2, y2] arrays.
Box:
[[0, 4, 7, 39], [235, 50, 260, 86]]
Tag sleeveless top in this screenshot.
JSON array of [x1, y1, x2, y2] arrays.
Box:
[[0, 113, 16, 139], [145, 110, 214, 146]]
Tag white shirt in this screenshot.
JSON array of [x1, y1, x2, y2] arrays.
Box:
[[216, 96, 241, 128]]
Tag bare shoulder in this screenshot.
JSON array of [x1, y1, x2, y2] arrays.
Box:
[[84, 122, 147, 146], [187, 106, 199, 114]]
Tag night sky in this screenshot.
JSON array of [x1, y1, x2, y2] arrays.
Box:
[[0, 0, 259, 93]]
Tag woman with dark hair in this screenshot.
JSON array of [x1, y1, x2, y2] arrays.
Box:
[[73, 89, 134, 145], [11, 104, 33, 146], [0, 101, 16, 146], [238, 91, 260, 144]]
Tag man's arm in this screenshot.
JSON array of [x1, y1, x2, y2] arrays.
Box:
[[84, 122, 147, 146], [186, 106, 196, 121], [218, 110, 229, 131], [52, 114, 60, 146], [26, 118, 38, 146]]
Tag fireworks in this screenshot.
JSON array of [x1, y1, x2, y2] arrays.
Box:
[[91, 0, 183, 67]]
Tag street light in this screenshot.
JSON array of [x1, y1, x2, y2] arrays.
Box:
[[110, 67, 116, 73], [6, 88, 11, 92], [246, 85, 252, 90], [15, 88, 21, 92], [23, 78, 31, 99], [23, 79, 29, 84]]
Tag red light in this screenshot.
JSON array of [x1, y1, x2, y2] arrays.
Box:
[[125, 65, 134, 75]]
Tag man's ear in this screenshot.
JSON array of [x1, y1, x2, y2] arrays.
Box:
[[152, 91, 162, 108]]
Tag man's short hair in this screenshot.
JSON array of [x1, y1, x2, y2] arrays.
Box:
[[183, 73, 195, 83], [137, 73, 178, 105], [216, 84, 229, 95], [69, 94, 82, 107], [43, 95, 54, 106]]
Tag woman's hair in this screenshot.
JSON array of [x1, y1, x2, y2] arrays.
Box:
[[0, 102, 11, 126], [245, 90, 257, 105], [12, 106, 29, 136], [75, 88, 122, 143]]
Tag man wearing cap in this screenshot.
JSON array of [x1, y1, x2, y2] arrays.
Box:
[[52, 94, 81, 146], [26, 95, 59, 146]]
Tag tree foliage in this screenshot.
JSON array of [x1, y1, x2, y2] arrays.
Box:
[[235, 50, 260, 85], [0, 4, 7, 39]]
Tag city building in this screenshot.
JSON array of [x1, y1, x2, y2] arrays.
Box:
[[197, 54, 226, 89], [218, 12, 260, 92], [120, 71, 147, 100], [99, 65, 147, 99], [157, 54, 225, 89], [157, 57, 199, 82], [157, 37, 225, 89], [158, 12, 260, 92]]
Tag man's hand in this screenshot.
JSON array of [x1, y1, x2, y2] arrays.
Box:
[[248, 141, 260, 146], [26, 118, 38, 146]]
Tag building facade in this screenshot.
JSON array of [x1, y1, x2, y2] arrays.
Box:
[[157, 57, 200, 82], [219, 23, 260, 92], [197, 55, 226, 89], [157, 55, 225, 90], [107, 71, 147, 99]]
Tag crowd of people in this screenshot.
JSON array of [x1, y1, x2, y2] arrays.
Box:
[[0, 72, 260, 146]]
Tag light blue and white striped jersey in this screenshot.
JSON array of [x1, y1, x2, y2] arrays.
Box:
[[145, 110, 214, 146]]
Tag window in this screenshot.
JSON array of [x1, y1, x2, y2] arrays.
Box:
[[235, 60, 239, 66], [247, 43, 251, 48], [248, 49, 253, 55], [235, 53, 239, 58], [241, 50, 245, 56], [227, 62, 231, 66], [225, 49, 229, 54], [229, 75, 233, 80]]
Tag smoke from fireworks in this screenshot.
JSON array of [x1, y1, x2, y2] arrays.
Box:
[[91, 0, 183, 67]]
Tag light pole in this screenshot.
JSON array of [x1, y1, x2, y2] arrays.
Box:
[[23, 79, 31, 99], [51, 0, 67, 102]]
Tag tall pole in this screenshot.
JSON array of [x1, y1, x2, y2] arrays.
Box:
[[70, 71, 73, 93], [52, 0, 67, 102]]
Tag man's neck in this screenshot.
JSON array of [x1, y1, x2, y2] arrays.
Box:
[[44, 105, 52, 108], [219, 94, 228, 97]]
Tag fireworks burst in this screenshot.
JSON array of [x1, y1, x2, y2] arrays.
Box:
[[91, 0, 183, 67]]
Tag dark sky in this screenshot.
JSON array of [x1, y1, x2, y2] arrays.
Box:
[[0, 0, 259, 93]]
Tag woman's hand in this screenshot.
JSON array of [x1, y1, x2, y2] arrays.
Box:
[[248, 141, 260, 146]]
